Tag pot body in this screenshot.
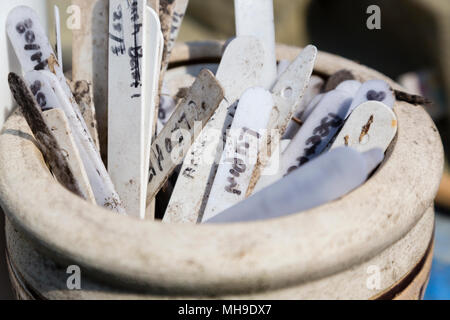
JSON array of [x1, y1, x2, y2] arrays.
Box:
[[0, 41, 443, 299]]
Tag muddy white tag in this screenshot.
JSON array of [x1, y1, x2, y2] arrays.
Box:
[[53, 5, 62, 70], [71, 0, 109, 160], [255, 84, 360, 191], [146, 69, 224, 203], [205, 147, 384, 223], [43, 108, 95, 203], [234, 0, 277, 89], [270, 46, 317, 134], [163, 36, 265, 223], [25, 70, 125, 213], [159, 0, 176, 69], [201, 87, 274, 221], [346, 80, 394, 118], [69, 80, 101, 151], [331, 101, 398, 152], [162, 0, 189, 72]]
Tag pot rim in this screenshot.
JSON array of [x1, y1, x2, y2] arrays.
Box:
[[0, 40, 443, 295]]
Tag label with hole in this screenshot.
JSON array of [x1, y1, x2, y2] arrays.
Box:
[[244, 45, 317, 196], [331, 100, 397, 153]]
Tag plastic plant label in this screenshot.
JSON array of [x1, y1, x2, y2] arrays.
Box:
[[161, 0, 189, 73], [202, 87, 274, 221], [245, 45, 317, 196], [331, 101, 398, 153], [234, 0, 277, 89]]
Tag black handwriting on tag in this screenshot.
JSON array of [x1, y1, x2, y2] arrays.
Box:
[[287, 113, 343, 174], [224, 127, 260, 195], [128, 0, 142, 89], [29, 80, 50, 111], [110, 4, 126, 56], [15, 18, 48, 70], [366, 90, 386, 102]]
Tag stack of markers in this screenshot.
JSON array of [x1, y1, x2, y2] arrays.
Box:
[[6, 0, 401, 224]]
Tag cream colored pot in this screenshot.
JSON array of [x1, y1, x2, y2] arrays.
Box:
[[0, 41, 443, 299]]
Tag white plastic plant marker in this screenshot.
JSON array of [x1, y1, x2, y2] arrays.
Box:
[[146, 69, 223, 203], [234, 0, 277, 89], [346, 79, 395, 118], [163, 36, 265, 224], [108, 0, 149, 217], [145, 14, 164, 220], [53, 5, 62, 70], [270, 45, 317, 134], [255, 85, 360, 191], [205, 147, 384, 223], [201, 87, 274, 221], [25, 70, 125, 213], [331, 101, 398, 153], [43, 108, 96, 203], [159, 0, 176, 69], [142, 5, 164, 214], [283, 75, 324, 139]]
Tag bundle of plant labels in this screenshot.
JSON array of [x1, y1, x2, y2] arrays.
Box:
[[6, 1, 402, 223]]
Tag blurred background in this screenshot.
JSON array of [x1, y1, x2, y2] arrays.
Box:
[[0, 0, 449, 299]]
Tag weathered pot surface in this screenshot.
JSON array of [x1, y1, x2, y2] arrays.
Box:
[[0, 41, 443, 298]]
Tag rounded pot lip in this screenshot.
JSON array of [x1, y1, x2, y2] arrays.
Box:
[[0, 41, 443, 295]]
